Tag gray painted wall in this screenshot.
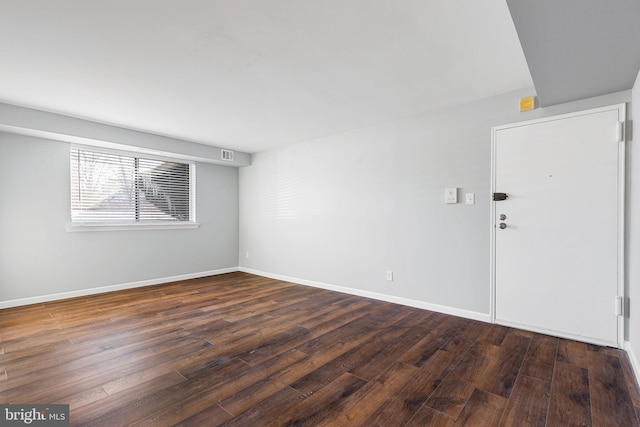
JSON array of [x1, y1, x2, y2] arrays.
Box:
[[0, 102, 251, 167], [0, 132, 239, 303], [239, 88, 631, 316], [507, 0, 640, 107]]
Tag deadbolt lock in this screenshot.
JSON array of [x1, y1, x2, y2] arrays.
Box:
[[499, 214, 506, 220]]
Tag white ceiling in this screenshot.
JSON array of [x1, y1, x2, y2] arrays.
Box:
[[0, 0, 533, 153]]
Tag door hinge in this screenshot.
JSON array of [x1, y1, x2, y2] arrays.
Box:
[[616, 121, 625, 142], [615, 296, 624, 316]]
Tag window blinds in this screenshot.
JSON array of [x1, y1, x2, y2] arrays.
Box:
[[70, 148, 194, 224]]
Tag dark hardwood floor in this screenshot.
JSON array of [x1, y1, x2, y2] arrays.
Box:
[[1, 272, 639, 426]]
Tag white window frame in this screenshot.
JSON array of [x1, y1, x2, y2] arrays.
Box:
[[66, 145, 199, 232]]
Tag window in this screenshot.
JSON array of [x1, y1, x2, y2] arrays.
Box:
[[70, 147, 196, 228]]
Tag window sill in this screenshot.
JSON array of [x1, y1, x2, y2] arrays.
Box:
[[65, 222, 200, 232]]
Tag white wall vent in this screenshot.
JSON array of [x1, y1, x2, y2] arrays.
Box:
[[221, 149, 234, 162]]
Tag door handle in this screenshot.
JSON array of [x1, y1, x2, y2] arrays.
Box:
[[499, 223, 507, 229], [493, 193, 509, 201]]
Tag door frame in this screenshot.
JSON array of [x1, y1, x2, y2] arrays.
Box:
[[489, 104, 626, 348]]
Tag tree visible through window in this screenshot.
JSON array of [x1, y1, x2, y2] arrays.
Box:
[[70, 148, 194, 224]]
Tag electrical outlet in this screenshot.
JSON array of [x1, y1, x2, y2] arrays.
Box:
[[386, 271, 393, 281], [245, 251, 250, 259]]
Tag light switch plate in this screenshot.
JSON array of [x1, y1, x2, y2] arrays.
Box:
[[445, 188, 458, 204], [465, 193, 475, 205]]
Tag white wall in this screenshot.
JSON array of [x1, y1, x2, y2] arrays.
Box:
[[627, 70, 640, 364], [239, 88, 631, 318], [0, 131, 239, 306]]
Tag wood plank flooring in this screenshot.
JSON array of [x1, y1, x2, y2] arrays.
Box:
[[1, 272, 639, 426]]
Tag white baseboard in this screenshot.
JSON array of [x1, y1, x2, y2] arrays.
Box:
[[625, 341, 640, 386], [0, 267, 239, 309], [239, 267, 491, 323]]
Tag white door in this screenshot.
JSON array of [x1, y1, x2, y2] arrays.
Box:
[[492, 105, 625, 347]]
